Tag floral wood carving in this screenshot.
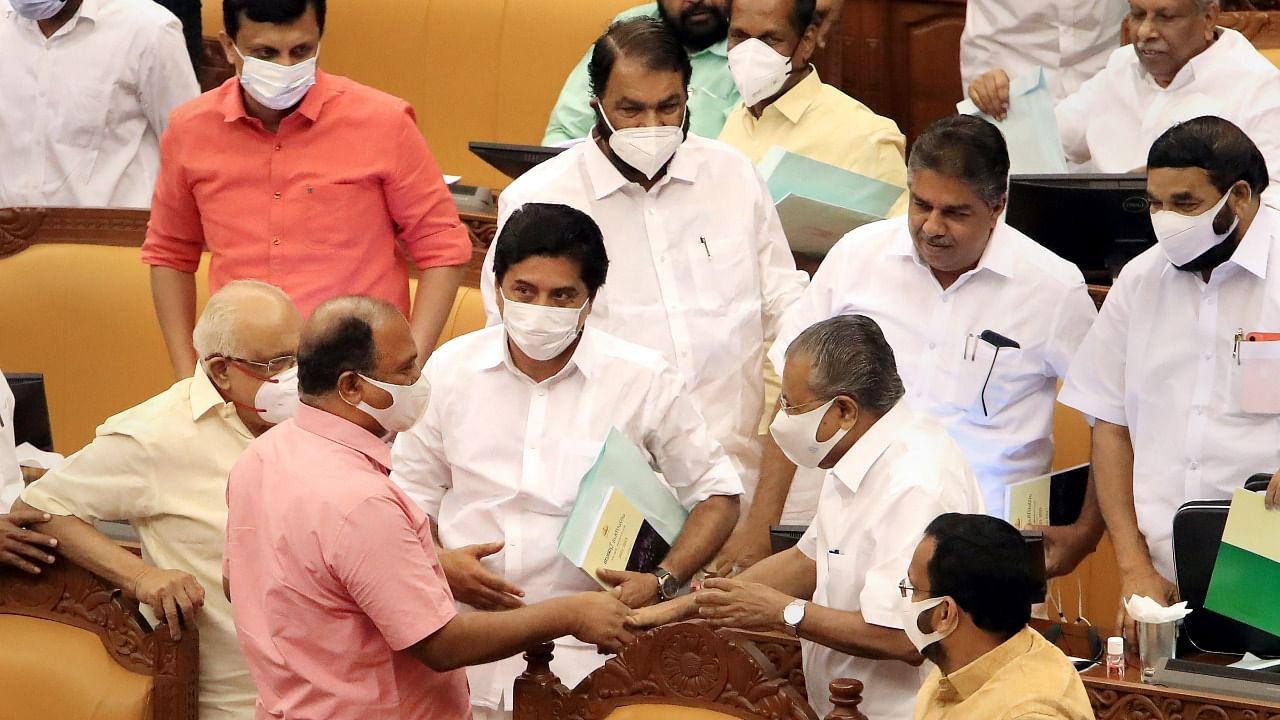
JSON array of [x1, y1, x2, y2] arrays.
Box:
[[514, 621, 818, 720], [730, 631, 808, 700], [1087, 683, 1280, 720], [0, 206, 151, 259], [0, 559, 199, 719]]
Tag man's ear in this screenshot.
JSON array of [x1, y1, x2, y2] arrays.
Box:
[[219, 31, 241, 71], [990, 193, 1008, 221], [796, 24, 819, 66], [833, 395, 861, 426], [336, 370, 362, 406], [936, 597, 963, 634], [204, 357, 232, 390]]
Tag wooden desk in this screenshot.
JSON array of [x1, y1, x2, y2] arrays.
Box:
[[1083, 661, 1280, 719]]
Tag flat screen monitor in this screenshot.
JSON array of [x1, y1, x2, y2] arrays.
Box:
[[468, 141, 567, 181], [5, 372, 53, 452], [1005, 173, 1154, 283]]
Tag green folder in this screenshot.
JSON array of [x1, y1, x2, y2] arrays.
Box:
[[558, 428, 688, 568], [1204, 489, 1280, 637], [757, 146, 905, 254]]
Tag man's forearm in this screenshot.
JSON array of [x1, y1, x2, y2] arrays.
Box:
[[410, 265, 466, 363], [1091, 420, 1151, 573], [411, 595, 579, 672], [798, 604, 920, 664], [149, 265, 198, 379], [14, 500, 151, 594], [736, 547, 817, 599], [662, 495, 740, 582]]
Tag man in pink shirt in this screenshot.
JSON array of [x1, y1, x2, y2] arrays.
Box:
[[224, 295, 635, 720], [143, 0, 470, 379]]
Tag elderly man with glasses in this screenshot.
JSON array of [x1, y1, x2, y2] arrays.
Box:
[[12, 280, 303, 720]]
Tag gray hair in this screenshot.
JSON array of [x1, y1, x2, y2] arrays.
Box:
[[192, 280, 293, 359], [784, 314, 905, 415]]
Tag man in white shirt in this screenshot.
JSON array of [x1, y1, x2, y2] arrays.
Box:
[[0, 0, 198, 208], [967, 0, 1280, 204], [395, 203, 743, 720], [483, 17, 808, 495], [960, 0, 1127, 102], [14, 280, 303, 720], [1060, 116, 1280, 615], [0, 369, 60, 575], [713, 116, 1098, 576], [635, 314, 984, 720]]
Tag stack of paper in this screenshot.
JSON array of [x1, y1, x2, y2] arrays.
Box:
[[1204, 489, 1280, 637], [558, 428, 688, 586], [957, 66, 1068, 175], [758, 146, 905, 255], [1004, 463, 1088, 529]]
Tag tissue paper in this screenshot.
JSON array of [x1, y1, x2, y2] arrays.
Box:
[[1124, 595, 1192, 623]]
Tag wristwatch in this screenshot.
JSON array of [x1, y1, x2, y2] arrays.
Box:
[[652, 567, 682, 601], [783, 599, 808, 636]]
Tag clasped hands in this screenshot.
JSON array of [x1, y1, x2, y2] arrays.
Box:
[[628, 577, 795, 634]]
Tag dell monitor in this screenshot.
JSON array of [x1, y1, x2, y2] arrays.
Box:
[[469, 142, 567, 181]]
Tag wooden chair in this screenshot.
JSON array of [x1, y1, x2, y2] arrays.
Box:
[[0, 557, 198, 720]]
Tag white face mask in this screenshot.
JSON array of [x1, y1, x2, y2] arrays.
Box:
[[501, 291, 586, 361], [728, 38, 794, 107], [598, 104, 686, 180], [351, 372, 432, 433], [1150, 187, 1245, 267], [11, 0, 64, 20], [768, 397, 850, 468], [902, 595, 954, 653], [234, 45, 319, 111], [254, 366, 300, 425]]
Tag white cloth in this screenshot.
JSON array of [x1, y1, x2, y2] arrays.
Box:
[[390, 325, 744, 711], [796, 401, 984, 720], [481, 135, 809, 492], [0, 0, 198, 208], [0, 371, 21, 510], [769, 217, 1097, 519], [1055, 28, 1280, 206], [1059, 206, 1280, 582], [960, 0, 1127, 102]]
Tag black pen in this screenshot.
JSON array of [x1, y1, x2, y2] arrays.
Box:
[[699, 236, 710, 257]]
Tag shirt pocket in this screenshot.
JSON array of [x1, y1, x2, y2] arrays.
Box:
[[816, 550, 863, 611], [950, 339, 1025, 420], [683, 231, 757, 313], [297, 181, 377, 250], [52, 84, 110, 152], [550, 441, 605, 510], [1232, 340, 1280, 416]]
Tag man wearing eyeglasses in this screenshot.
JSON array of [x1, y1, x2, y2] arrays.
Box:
[[632, 315, 983, 720], [12, 280, 302, 720]]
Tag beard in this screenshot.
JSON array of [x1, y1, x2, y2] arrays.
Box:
[[657, 1, 729, 51], [1175, 204, 1244, 274]]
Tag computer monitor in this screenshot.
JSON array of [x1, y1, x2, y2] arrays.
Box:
[[468, 141, 567, 181], [5, 372, 53, 452], [1005, 173, 1155, 284]]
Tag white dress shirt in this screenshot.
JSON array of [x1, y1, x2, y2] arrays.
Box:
[[1059, 207, 1280, 581], [0, 371, 21, 510], [769, 218, 1097, 519], [961, 0, 1127, 102], [1055, 29, 1280, 206], [481, 135, 809, 489], [0, 0, 198, 208], [797, 401, 984, 720], [390, 325, 744, 711]]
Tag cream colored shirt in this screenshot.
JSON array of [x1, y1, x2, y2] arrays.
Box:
[[21, 367, 256, 720], [718, 69, 908, 216], [913, 627, 1093, 720]]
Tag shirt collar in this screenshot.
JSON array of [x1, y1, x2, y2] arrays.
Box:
[[696, 37, 729, 59], [474, 325, 597, 382], [830, 400, 914, 494], [767, 67, 823, 125], [188, 363, 230, 421], [941, 626, 1038, 701], [1135, 27, 1228, 89], [583, 135, 699, 200], [887, 218, 1017, 280], [292, 403, 392, 471], [219, 69, 338, 124]]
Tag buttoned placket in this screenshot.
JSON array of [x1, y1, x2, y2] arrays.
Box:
[[507, 381, 551, 584], [1183, 274, 1223, 500], [266, 127, 286, 277], [29, 20, 74, 198], [914, 279, 962, 403], [638, 187, 697, 380]]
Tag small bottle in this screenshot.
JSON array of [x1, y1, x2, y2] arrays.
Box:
[[1105, 636, 1125, 679]]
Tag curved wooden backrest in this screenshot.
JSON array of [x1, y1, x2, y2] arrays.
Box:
[[0, 558, 198, 719], [514, 622, 819, 720], [1122, 10, 1280, 47]]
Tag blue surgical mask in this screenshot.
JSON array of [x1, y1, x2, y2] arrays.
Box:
[[11, 0, 66, 20]]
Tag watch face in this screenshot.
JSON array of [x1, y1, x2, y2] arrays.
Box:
[[784, 602, 805, 625], [660, 574, 681, 598]]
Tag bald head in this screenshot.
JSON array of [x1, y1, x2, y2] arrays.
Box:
[[193, 280, 300, 361], [298, 296, 410, 397]]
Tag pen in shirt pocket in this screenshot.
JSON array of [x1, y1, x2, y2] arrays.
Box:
[[699, 236, 711, 258], [829, 548, 842, 555]]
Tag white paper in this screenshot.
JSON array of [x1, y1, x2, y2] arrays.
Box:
[[14, 443, 64, 471], [443, 175, 462, 186], [957, 67, 1068, 175], [1229, 652, 1280, 671]]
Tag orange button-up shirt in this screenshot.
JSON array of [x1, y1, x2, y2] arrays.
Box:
[[142, 71, 471, 317]]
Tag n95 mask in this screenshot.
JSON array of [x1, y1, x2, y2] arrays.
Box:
[[728, 38, 793, 107], [598, 105, 686, 180]]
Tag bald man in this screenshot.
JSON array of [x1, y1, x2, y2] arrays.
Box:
[[15, 279, 303, 720], [224, 296, 635, 720]]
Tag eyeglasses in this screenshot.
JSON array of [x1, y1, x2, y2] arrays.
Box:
[[778, 396, 829, 414], [898, 578, 931, 599], [217, 354, 297, 377]]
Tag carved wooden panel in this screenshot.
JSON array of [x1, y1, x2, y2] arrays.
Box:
[[0, 559, 199, 719], [1123, 11, 1280, 47], [0, 207, 150, 259], [1085, 668, 1280, 720], [514, 621, 820, 720]]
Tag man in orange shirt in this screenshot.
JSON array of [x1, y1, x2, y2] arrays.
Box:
[[143, 0, 470, 379]]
